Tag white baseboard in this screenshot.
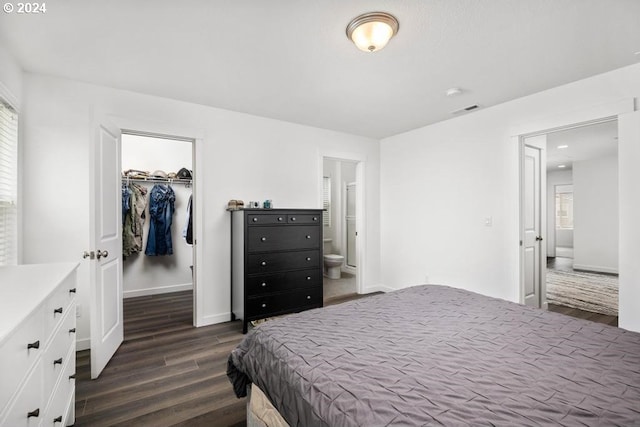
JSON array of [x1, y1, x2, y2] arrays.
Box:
[[124, 283, 193, 299], [76, 337, 90, 352], [196, 311, 233, 327], [361, 284, 395, 294], [572, 264, 619, 275]]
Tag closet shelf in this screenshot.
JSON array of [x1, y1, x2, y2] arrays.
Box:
[[122, 176, 192, 186]]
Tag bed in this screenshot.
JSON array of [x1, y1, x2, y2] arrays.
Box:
[[227, 285, 640, 426]]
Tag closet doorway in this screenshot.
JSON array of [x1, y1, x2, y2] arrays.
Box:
[[121, 132, 195, 326]]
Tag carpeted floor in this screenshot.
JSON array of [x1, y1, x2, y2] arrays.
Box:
[[546, 269, 618, 316]]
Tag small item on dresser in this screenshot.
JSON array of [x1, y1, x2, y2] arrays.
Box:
[[227, 199, 246, 210], [248, 201, 260, 208], [263, 199, 272, 209]]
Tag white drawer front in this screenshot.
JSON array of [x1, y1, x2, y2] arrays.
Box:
[[43, 303, 76, 401], [0, 359, 44, 427], [43, 346, 75, 427], [44, 275, 76, 340], [0, 305, 45, 414]]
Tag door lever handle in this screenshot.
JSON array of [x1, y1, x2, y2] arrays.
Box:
[[535, 236, 544, 241]]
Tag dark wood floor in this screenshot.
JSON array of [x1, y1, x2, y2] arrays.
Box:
[[75, 286, 618, 426]]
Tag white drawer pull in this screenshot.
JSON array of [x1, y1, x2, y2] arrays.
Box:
[[261, 261, 267, 266], [278, 217, 283, 221], [306, 295, 311, 300], [306, 257, 311, 261], [261, 282, 267, 287], [252, 217, 258, 222], [306, 276, 311, 280], [261, 303, 267, 308], [306, 235, 311, 239], [291, 217, 296, 221], [261, 237, 267, 242]]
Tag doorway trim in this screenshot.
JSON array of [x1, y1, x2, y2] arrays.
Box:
[[514, 98, 634, 306], [107, 115, 205, 327], [318, 151, 366, 294]]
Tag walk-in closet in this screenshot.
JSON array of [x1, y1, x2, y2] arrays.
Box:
[[121, 133, 195, 323]]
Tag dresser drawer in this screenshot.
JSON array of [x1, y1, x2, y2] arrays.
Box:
[[287, 214, 321, 224], [0, 358, 44, 427], [44, 274, 76, 339], [0, 305, 45, 413], [43, 304, 75, 401], [246, 269, 322, 295], [247, 226, 320, 252], [246, 287, 323, 319], [247, 213, 288, 225], [247, 250, 320, 274], [43, 346, 75, 427]]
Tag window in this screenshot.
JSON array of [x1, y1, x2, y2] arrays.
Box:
[[0, 99, 18, 266], [322, 176, 331, 227], [555, 185, 573, 230]]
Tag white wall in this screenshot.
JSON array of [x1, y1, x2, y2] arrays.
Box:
[[0, 43, 22, 108], [20, 73, 380, 348], [121, 135, 193, 297], [572, 154, 618, 273], [380, 63, 640, 331], [546, 170, 573, 256]]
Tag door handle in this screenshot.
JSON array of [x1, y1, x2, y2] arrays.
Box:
[[96, 249, 109, 260], [535, 236, 543, 241]]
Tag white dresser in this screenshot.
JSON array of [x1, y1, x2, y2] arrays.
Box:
[[0, 263, 79, 427]]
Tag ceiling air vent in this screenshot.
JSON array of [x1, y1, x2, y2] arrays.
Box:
[[450, 104, 480, 115]]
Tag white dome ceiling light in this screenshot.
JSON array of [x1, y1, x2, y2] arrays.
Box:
[[346, 12, 399, 53]]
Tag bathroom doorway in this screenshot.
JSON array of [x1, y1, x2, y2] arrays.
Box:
[[322, 157, 359, 301]]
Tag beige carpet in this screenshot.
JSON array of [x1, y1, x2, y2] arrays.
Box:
[[546, 269, 618, 316]]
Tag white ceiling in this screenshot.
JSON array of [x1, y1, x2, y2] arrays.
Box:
[[546, 120, 618, 171], [1, 1, 639, 139]]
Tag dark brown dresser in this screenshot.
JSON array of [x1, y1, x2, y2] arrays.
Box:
[[231, 208, 324, 333]]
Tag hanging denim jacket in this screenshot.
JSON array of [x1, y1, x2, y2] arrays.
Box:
[[145, 184, 175, 256]]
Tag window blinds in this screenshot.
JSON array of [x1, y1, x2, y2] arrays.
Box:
[[0, 100, 18, 266]]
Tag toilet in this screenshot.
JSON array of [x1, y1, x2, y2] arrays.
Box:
[[323, 238, 344, 279]]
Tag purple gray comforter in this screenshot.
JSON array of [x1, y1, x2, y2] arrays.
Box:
[[227, 285, 640, 426]]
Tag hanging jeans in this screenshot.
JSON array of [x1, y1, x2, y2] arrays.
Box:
[[145, 184, 175, 256]]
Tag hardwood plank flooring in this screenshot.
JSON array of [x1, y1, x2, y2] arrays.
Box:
[[75, 289, 617, 426]]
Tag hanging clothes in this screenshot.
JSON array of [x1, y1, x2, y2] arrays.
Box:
[[123, 182, 148, 257], [183, 194, 193, 245], [145, 184, 176, 256]]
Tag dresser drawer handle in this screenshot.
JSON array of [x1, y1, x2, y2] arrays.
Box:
[[306, 276, 311, 280], [261, 303, 267, 308], [260, 261, 267, 266], [260, 237, 267, 242], [53, 415, 63, 424], [54, 307, 63, 315], [261, 282, 267, 287], [69, 288, 76, 294], [306, 295, 311, 300], [27, 409, 40, 418], [313, 217, 318, 221], [69, 374, 76, 380], [27, 340, 40, 350], [252, 217, 258, 222], [291, 217, 296, 221], [306, 257, 311, 261], [53, 358, 63, 366], [69, 328, 76, 334], [305, 235, 311, 239], [278, 217, 283, 221]]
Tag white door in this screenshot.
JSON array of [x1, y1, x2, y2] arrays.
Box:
[[522, 138, 547, 308], [89, 119, 123, 378]]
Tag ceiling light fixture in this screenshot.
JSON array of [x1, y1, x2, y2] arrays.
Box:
[[346, 12, 399, 53], [558, 164, 566, 168], [557, 145, 569, 149]]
